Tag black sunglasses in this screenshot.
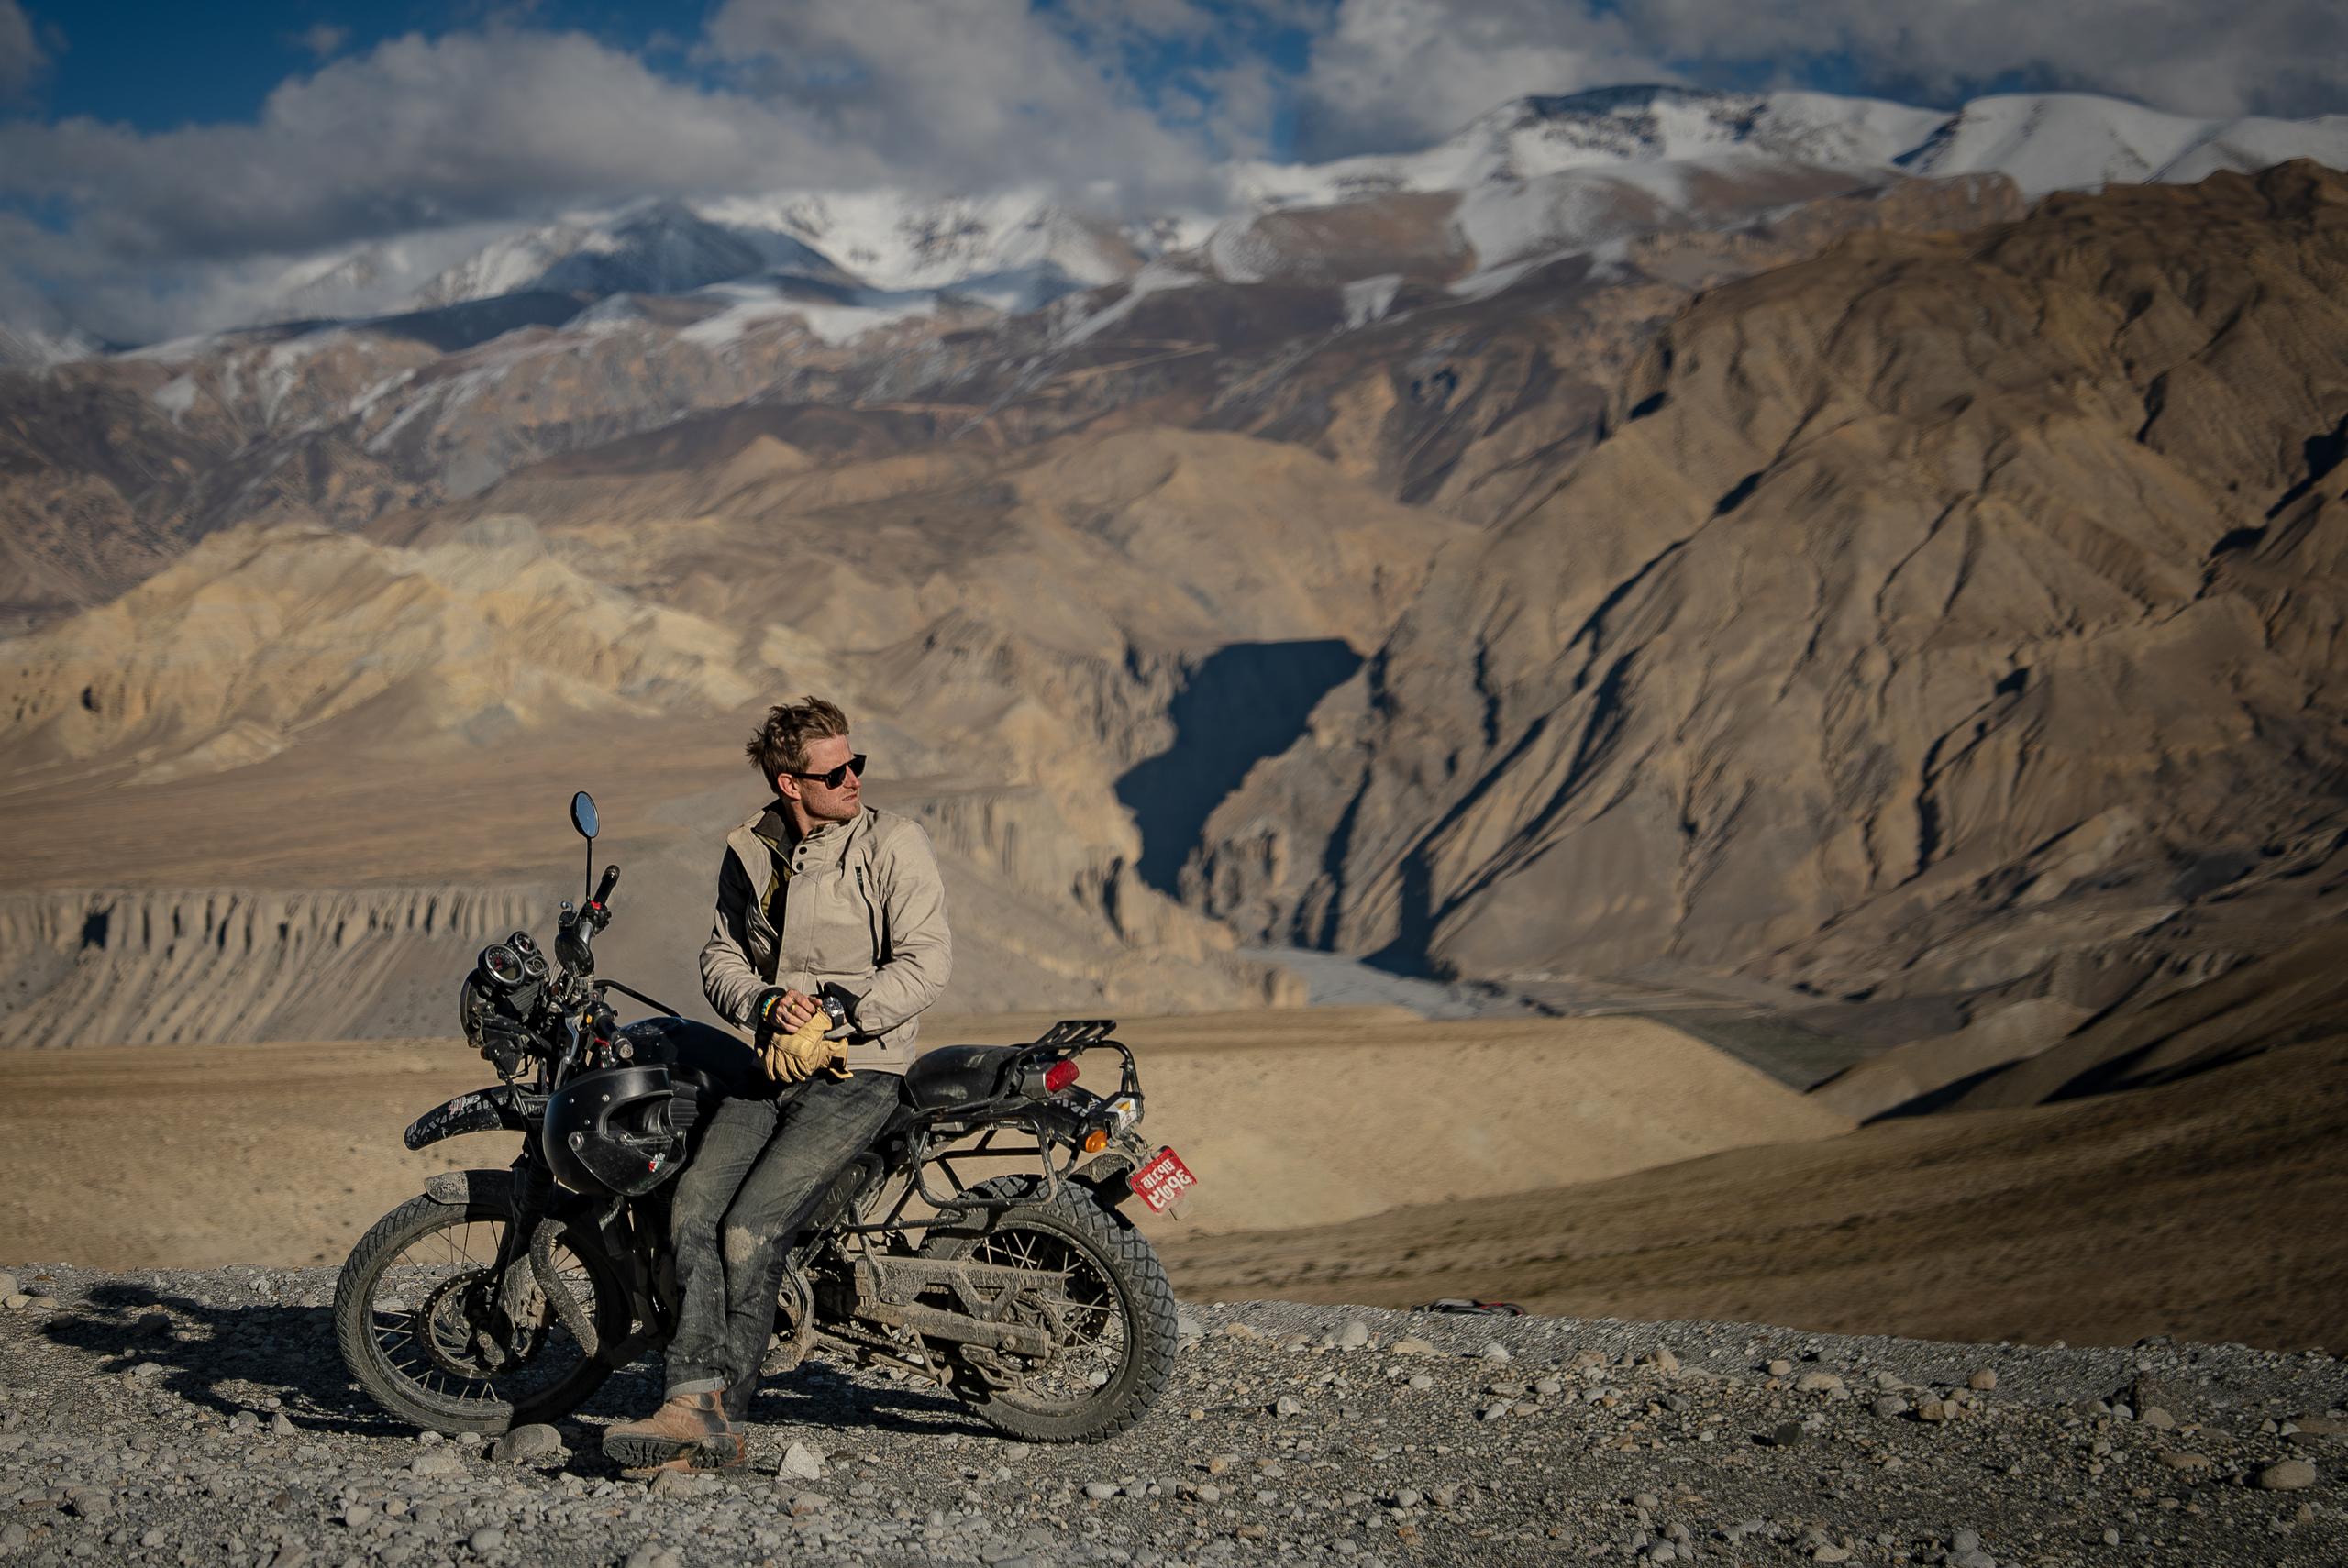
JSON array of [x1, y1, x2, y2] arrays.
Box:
[[788, 754, 867, 789]]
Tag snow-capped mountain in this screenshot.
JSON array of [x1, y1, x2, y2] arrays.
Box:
[[0, 319, 100, 370], [0, 271, 103, 368], [12, 83, 2348, 362], [1893, 93, 2348, 196], [697, 189, 1180, 296], [408, 199, 857, 309], [375, 190, 1174, 326], [1226, 86, 1948, 208], [1228, 84, 2348, 209]]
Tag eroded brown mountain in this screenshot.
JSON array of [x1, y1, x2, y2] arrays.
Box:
[[1191, 163, 2348, 1046], [8, 164, 2340, 1062], [0, 171, 2020, 638]]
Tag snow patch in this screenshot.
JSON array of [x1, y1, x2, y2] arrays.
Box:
[[673, 282, 941, 349], [1056, 260, 1206, 347], [150, 376, 199, 420], [1342, 274, 1403, 328]]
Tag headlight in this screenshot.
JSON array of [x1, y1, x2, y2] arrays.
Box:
[[457, 974, 493, 1046]]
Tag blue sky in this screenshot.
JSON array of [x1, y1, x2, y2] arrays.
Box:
[[4, 0, 2344, 342], [29, 0, 2341, 151], [19, 1, 1322, 149]]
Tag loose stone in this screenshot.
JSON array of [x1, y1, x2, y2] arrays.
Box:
[[2255, 1459, 2318, 1490], [490, 1424, 565, 1463]]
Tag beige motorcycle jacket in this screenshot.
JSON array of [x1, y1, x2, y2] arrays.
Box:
[[700, 801, 952, 1076]]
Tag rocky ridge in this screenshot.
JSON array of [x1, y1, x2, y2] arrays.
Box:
[[1, 1271, 2342, 1566], [1188, 161, 2348, 1045], [6, 156, 2345, 1073]]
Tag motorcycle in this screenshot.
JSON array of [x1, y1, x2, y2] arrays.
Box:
[[332, 790, 1196, 1445]]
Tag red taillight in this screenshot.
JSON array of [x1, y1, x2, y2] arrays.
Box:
[[1043, 1059, 1080, 1094]]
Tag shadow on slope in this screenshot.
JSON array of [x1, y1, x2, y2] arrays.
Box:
[[1165, 1031, 2348, 1351], [1939, 920, 2348, 1112], [1116, 640, 1362, 895]]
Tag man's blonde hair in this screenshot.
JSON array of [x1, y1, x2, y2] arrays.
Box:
[[747, 696, 850, 783]]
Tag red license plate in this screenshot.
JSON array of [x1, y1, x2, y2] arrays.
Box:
[[1127, 1146, 1198, 1214]]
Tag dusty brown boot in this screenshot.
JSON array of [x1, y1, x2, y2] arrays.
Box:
[[602, 1389, 747, 1473]]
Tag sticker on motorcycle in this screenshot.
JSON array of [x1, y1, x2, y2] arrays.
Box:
[[1127, 1146, 1197, 1214]]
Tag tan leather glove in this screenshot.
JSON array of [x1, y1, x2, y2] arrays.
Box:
[[761, 1010, 849, 1084]]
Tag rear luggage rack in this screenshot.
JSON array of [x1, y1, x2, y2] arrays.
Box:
[[1034, 1019, 1117, 1047]]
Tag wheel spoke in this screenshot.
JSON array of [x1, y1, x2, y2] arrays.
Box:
[[352, 1209, 604, 1419], [945, 1214, 1134, 1409]]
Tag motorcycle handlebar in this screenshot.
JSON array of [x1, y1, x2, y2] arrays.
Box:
[[593, 863, 620, 908]]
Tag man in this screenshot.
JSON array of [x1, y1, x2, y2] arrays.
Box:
[[604, 696, 952, 1472]]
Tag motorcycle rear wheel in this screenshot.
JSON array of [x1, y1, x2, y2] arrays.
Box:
[[917, 1175, 1180, 1443], [333, 1191, 628, 1435]]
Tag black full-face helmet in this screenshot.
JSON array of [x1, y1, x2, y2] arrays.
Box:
[[542, 1065, 685, 1198]]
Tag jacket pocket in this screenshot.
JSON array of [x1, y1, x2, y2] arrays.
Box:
[[808, 864, 878, 977]]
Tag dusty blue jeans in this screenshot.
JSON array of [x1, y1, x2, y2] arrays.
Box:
[[662, 1069, 901, 1397]]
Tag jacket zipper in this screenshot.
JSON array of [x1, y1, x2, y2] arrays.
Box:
[[855, 863, 880, 956]]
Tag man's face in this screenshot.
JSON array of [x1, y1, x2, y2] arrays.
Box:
[[781, 732, 862, 823]]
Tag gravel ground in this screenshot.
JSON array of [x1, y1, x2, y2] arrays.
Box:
[[2, 1263, 2342, 1567]]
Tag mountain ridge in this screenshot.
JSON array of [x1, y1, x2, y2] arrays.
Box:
[[1184, 160, 2348, 1042], [14, 83, 2347, 362]]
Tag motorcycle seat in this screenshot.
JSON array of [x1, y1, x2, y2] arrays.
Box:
[[901, 1044, 1020, 1110]]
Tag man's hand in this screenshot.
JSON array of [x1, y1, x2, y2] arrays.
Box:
[[761, 1011, 846, 1084], [753, 987, 819, 1038], [774, 988, 819, 1030]]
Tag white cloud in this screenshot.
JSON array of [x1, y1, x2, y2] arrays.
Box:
[[0, 28, 873, 267], [1291, 0, 2348, 156], [1296, 0, 2348, 136], [0, 0, 50, 102], [1623, 0, 2348, 119], [7, 0, 2346, 344], [699, 0, 1248, 203], [3, 3, 1265, 341], [1292, 0, 1669, 158], [293, 23, 351, 61]]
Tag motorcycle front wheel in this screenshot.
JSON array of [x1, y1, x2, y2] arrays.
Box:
[[917, 1175, 1180, 1442], [333, 1191, 629, 1434]]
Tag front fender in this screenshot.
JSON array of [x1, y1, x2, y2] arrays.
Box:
[[404, 1085, 528, 1152], [422, 1167, 515, 1208]]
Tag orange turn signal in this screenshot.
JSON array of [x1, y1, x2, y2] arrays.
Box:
[[1082, 1128, 1109, 1154]]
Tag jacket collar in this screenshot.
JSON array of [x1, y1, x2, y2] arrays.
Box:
[[741, 799, 869, 858]]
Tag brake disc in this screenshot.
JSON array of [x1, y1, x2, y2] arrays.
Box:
[[416, 1272, 547, 1379]]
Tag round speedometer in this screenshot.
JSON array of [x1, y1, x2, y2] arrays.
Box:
[[479, 942, 526, 988]]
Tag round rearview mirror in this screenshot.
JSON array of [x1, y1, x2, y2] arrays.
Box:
[[570, 790, 599, 841]]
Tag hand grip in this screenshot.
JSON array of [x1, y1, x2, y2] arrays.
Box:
[[593, 864, 620, 906]]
